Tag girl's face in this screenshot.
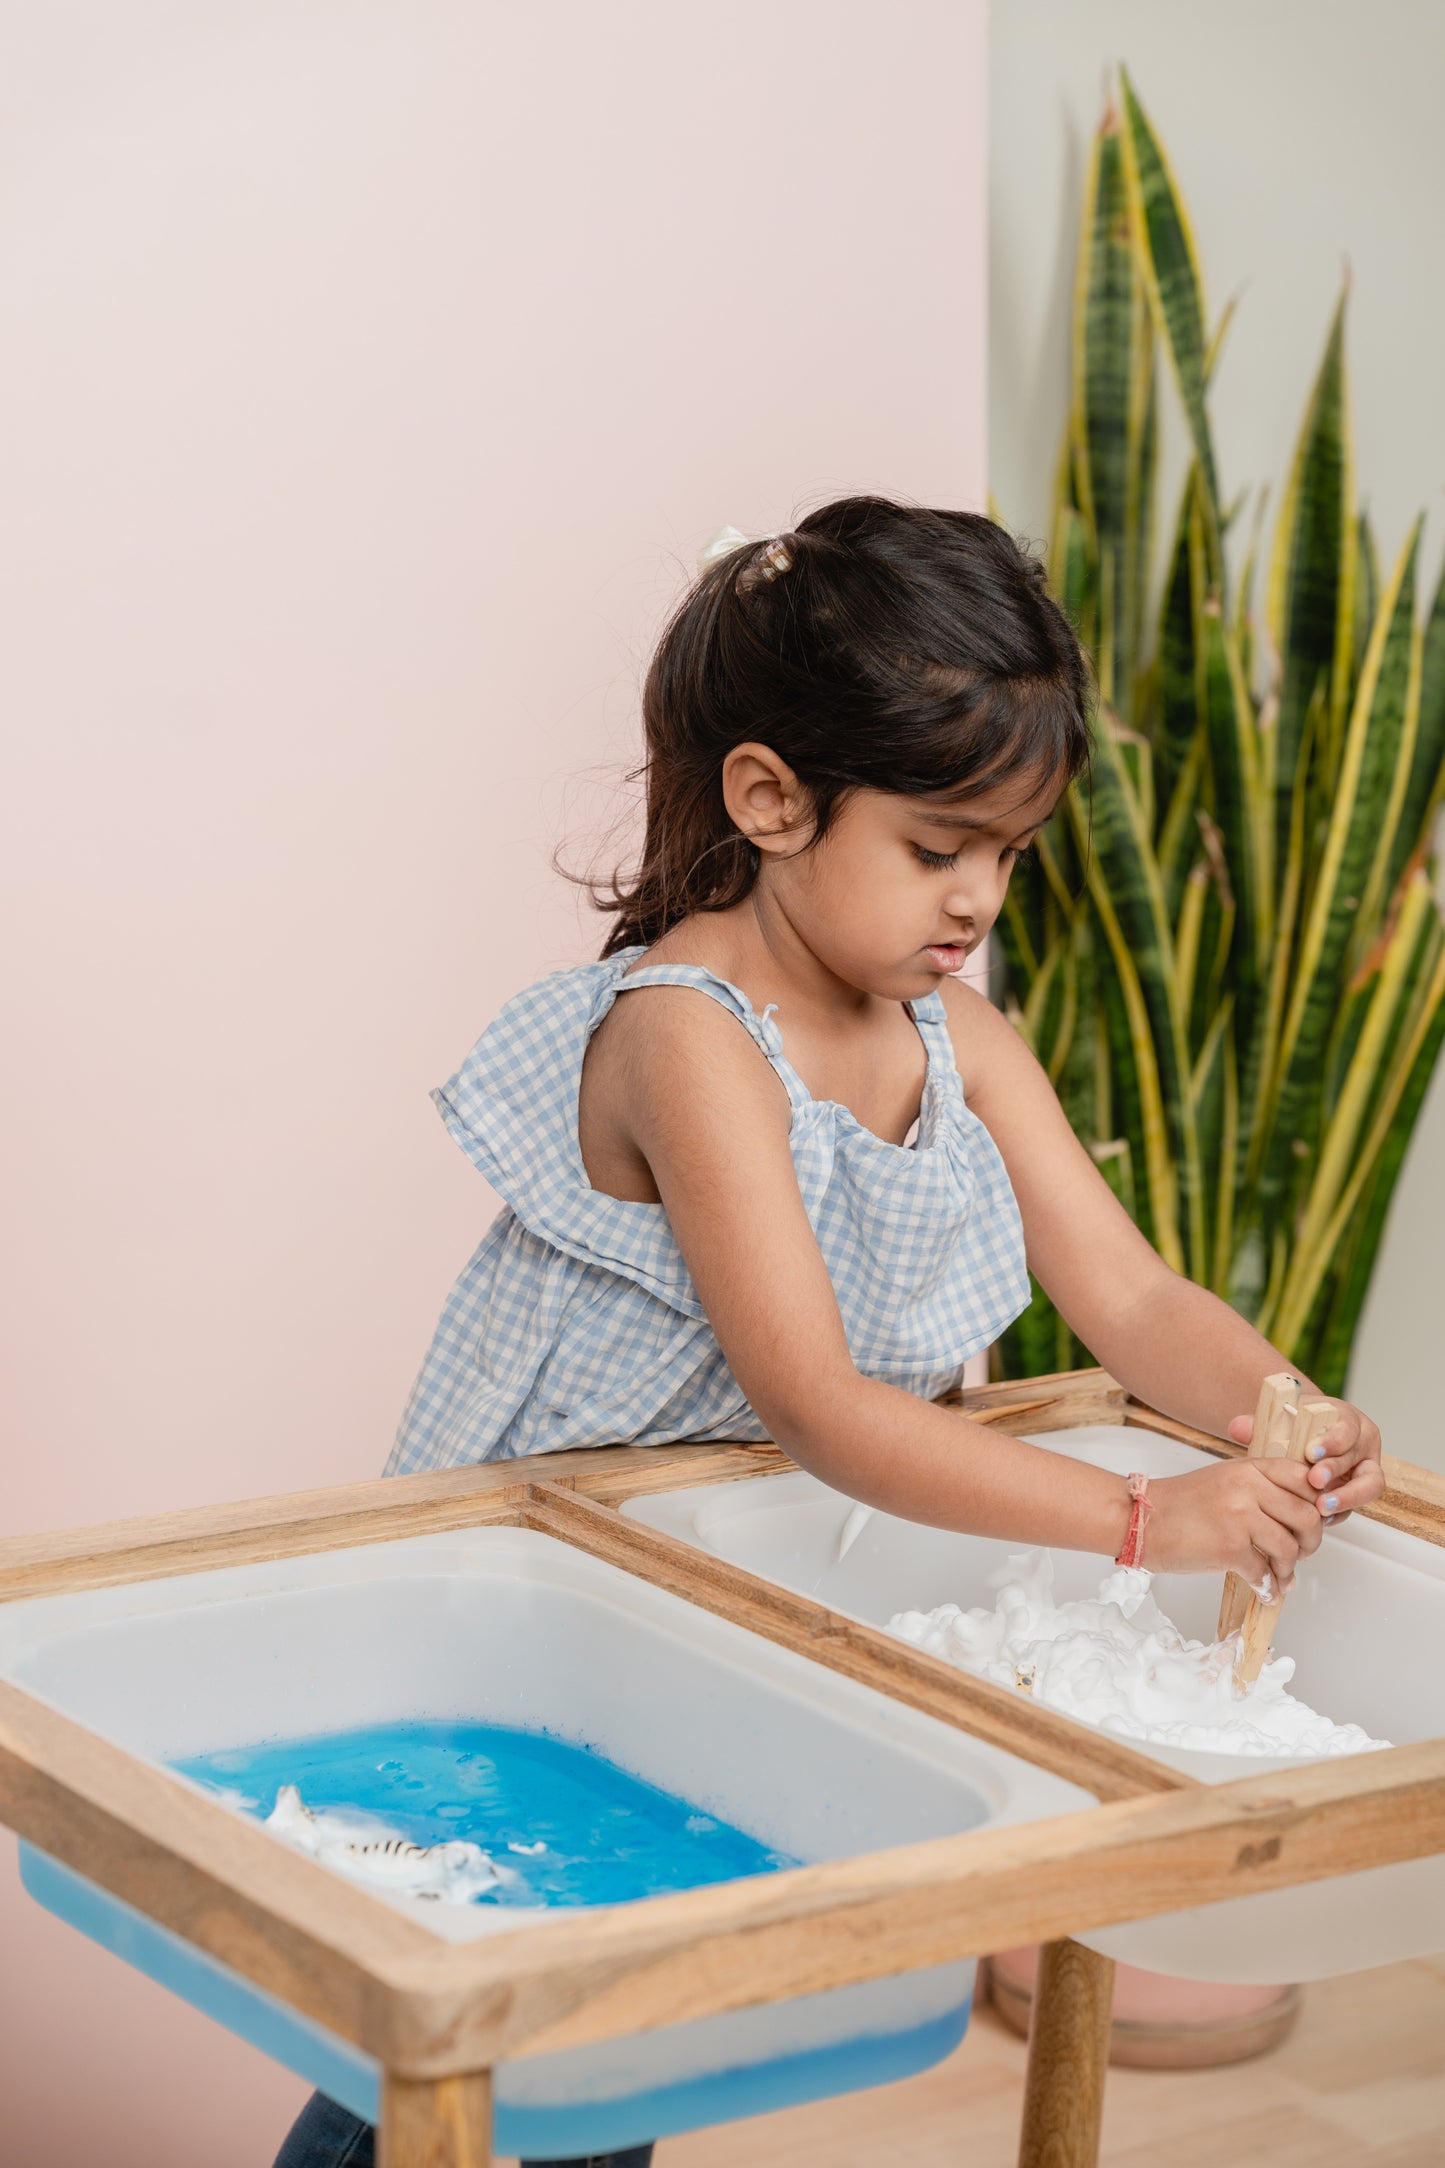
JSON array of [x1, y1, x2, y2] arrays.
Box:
[[728, 746, 1063, 999]]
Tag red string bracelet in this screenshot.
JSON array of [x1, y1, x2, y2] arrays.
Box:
[[1114, 1472, 1154, 1568]]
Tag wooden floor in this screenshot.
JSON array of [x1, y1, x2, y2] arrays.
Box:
[[647, 1953, 1445, 2167]]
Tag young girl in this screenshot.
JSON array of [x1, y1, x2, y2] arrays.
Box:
[[273, 497, 1383, 2168]]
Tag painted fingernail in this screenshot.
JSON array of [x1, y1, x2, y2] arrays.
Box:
[[1306, 1442, 1328, 1462], [1322, 1494, 1340, 1515]]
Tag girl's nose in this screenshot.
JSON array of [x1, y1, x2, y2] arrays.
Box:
[[943, 874, 991, 925]]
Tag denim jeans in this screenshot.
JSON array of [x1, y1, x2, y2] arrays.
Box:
[[271, 2087, 655, 2168]]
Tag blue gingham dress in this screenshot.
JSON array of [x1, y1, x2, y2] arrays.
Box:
[[385, 949, 1031, 1475]]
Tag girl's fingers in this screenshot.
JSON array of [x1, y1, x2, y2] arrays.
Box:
[[1254, 1473, 1324, 1554], [1250, 1539, 1296, 1596], [1255, 1461, 1318, 1502], [1315, 1462, 1386, 1517], [1233, 1400, 1380, 1485], [1306, 1429, 1360, 1479], [1249, 1505, 1302, 1588]]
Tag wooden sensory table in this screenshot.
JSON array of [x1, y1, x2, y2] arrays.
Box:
[[0, 1364, 1442, 2168]]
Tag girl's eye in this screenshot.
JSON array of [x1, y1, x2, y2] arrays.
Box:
[[912, 843, 960, 870], [1002, 843, 1035, 868]]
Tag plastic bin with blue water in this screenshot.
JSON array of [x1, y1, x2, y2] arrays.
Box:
[[0, 1522, 1093, 2156]]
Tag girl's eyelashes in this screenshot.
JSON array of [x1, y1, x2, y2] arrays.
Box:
[[910, 841, 1037, 871]]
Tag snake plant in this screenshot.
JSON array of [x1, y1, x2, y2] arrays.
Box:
[[993, 68, 1445, 1396]]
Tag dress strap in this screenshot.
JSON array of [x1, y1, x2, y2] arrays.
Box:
[[907, 988, 963, 1088], [611, 962, 806, 1105]]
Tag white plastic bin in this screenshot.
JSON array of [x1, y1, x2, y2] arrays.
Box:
[[0, 1523, 1091, 2155], [625, 1423, 1445, 1983]]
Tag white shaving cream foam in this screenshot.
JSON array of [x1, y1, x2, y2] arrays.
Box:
[[889, 1550, 1389, 1758]]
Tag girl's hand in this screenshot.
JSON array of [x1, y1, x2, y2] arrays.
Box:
[[1226, 1397, 1385, 1526], [1146, 1459, 1327, 1595]]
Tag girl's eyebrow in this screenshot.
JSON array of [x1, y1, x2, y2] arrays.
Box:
[[913, 808, 1044, 833]]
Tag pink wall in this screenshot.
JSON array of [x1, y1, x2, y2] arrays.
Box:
[[0, 4, 987, 2160]]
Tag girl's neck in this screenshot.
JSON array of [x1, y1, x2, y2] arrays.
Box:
[[642, 889, 890, 1037]]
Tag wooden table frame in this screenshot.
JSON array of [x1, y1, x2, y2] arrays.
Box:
[[1, 1366, 1442, 2168]]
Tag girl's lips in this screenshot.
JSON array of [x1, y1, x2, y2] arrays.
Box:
[[923, 943, 967, 972]]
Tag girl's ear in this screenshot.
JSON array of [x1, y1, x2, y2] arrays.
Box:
[[720, 742, 812, 853]]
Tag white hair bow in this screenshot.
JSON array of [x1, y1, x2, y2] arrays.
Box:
[[696, 525, 751, 573]]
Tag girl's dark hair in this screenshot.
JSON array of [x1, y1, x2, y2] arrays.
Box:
[[585, 495, 1092, 957]]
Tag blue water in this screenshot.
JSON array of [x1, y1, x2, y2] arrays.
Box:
[[172, 1719, 797, 1907]]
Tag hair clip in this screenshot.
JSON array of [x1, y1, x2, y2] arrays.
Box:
[[694, 526, 796, 579]]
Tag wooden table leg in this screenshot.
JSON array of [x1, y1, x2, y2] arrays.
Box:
[[1017, 1938, 1115, 2168], [379, 2071, 493, 2168]]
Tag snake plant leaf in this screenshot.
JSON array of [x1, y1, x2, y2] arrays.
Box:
[[1070, 116, 1134, 712], [1016, 942, 1054, 1053], [1233, 691, 1318, 1314], [1118, 69, 1221, 563], [1349, 511, 1382, 719], [1389, 549, 1445, 890], [1068, 724, 1202, 1275], [1273, 876, 1445, 1351], [1051, 498, 1095, 657], [1175, 861, 1208, 1025], [1125, 324, 1157, 721], [1345, 875, 1445, 1156], [1350, 581, 1424, 969], [1266, 291, 1354, 848], [1157, 724, 1206, 922], [1087, 928, 1162, 1255], [1285, 869, 1438, 1294], [1312, 963, 1445, 1393], [1023, 929, 1081, 1088], [1191, 997, 1235, 1291], [1155, 471, 1200, 812], [1204, 293, 1239, 388], [1198, 596, 1267, 1026], [998, 886, 1041, 994], [1114, 724, 1156, 838], [1260, 524, 1420, 1219], [1231, 484, 1269, 700], [1193, 810, 1237, 1048], [1053, 914, 1100, 1120], [1216, 1011, 1238, 1298]]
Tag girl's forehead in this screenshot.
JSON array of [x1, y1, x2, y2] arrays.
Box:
[[896, 768, 1064, 830]]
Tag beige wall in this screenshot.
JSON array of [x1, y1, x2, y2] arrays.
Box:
[[990, 0, 1445, 1468], [0, 4, 987, 2161]]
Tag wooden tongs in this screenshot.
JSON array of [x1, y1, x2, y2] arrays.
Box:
[[1218, 1370, 1336, 1689]]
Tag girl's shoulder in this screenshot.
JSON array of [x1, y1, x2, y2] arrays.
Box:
[[935, 973, 1039, 1113], [437, 944, 771, 1149]]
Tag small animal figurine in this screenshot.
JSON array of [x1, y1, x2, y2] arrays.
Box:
[[263, 1784, 500, 1903]]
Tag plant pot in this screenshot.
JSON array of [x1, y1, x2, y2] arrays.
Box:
[[983, 1948, 1303, 2069]]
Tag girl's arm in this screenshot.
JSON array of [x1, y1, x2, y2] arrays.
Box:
[[946, 978, 1385, 1524], [617, 985, 1329, 1587]]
